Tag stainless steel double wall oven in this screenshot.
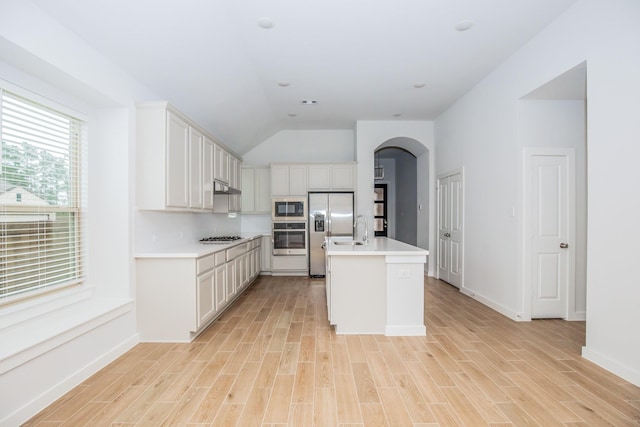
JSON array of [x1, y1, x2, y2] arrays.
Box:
[[272, 197, 307, 256]]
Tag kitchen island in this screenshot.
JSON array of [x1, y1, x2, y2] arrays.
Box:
[[325, 237, 429, 336]]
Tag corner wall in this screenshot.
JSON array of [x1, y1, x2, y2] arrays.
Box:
[[242, 129, 355, 165], [434, 0, 640, 385]]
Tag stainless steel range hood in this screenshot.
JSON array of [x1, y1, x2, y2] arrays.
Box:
[[213, 180, 241, 195]]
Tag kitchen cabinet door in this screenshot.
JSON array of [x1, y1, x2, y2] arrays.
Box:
[[255, 168, 271, 212], [242, 167, 271, 213], [197, 270, 215, 328], [229, 156, 240, 189], [189, 127, 204, 208], [237, 254, 246, 290], [261, 235, 272, 273], [214, 144, 229, 183], [271, 164, 290, 196], [331, 163, 356, 190], [289, 165, 308, 195], [251, 247, 261, 279], [166, 112, 190, 208], [203, 136, 215, 209], [226, 259, 238, 300], [308, 164, 331, 190], [241, 167, 255, 212], [214, 264, 227, 311]]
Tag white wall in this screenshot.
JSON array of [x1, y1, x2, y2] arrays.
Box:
[[242, 129, 355, 165], [355, 121, 435, 275], [435, 0, 640, 386], [0, 1, 155, 423]]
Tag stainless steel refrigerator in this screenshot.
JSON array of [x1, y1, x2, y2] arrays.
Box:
[[309, 192, 354, 276]]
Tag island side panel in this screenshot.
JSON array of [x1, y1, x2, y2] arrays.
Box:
[[385, 255, 427, 336], [329, 255, 386, 334]]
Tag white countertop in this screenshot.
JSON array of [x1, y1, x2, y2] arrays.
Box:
[[326, 237, 429, 256], [134, 233, 267, 259]]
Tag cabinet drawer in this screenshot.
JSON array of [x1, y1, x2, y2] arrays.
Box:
[[197, 253, 216, 274], [197, 250, 226, 274], [214, 251, 226, 267], [227, 243, 248, 261]]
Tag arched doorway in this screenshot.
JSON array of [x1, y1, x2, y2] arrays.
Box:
[[374, 137, 429, 248], [374, 147, 417, 245]]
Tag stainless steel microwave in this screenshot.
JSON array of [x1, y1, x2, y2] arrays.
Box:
[[272, 198, 307, 221]]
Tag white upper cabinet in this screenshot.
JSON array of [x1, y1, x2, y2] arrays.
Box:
[[203, 136, 215, 210], [165, 113, 190, 208], [254, 167, 271, 212], [229, 155, 240, 190], [136, 102, 242, 211], [242, 166, 271, 213], [189, 127, 204, 208], [289, 165, 308, 195], [270, 164, 290, 196], [213, 144, 229, 184], [307, 164, 331, 190], [330, 163, 356, 190], [271, 163, 308, 196], [272, 162, 355, 195]]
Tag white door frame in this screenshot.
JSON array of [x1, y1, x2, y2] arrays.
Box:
[[436, 167, 465, 288], [520, 147, 576, 321]]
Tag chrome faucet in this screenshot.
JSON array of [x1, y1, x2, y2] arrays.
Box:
[[354, 214, 368, 244]]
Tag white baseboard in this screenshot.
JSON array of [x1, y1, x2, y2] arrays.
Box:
[[582, 346, 640, 388], [3, 332, 139, 427], [566, 311, 586, 321], [459, 287, 521, 321]]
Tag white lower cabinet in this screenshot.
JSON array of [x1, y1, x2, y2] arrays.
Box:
[[214, 263, 227, 311], [261, 235, 272, 273], [226, 259, 237, 301], [136, 236, 262, 342], [196, 270, 215, 328]]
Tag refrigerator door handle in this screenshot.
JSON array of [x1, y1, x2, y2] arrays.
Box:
[[327, 208, 331, 235]]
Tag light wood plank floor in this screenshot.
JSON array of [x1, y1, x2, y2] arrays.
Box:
[[24, 276, 640, 426]]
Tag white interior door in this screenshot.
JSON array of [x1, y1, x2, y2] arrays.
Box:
[[527, 150, 575, 318], [438, 172, 463, 288]]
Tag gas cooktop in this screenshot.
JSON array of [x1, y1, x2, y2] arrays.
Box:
[[199, 235, 243, 244]]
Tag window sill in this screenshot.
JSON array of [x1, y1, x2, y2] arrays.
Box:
[[0, 295, 134, 375]]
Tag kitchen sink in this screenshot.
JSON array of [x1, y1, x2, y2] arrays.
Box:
[[333, 240, 365, 246]]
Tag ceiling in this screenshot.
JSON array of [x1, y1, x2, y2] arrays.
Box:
[[31, 0, 578, 155]]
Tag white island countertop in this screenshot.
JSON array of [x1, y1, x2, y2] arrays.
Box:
[[326, 236, 429, 256]]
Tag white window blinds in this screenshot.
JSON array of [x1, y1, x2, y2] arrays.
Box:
[[0, 89, 86, 301]]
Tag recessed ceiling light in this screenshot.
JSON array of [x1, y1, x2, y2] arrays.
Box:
[[300, 100, 318, 105], [277, 82, 290, 87], [454, 20, 474, 32], [413, 82, 426, 89], [288, 113, 297, 117], [257, 17, 275, 29], [393, 113, 402, 118]]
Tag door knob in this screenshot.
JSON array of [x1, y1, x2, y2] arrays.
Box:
[[560, 243, 569, 249], [444, 232, 451, 238]]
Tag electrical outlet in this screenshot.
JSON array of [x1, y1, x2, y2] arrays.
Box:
[[398, 270, 410, 278]]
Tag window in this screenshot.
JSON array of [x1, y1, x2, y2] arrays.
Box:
[[0, 89, 86, 301]]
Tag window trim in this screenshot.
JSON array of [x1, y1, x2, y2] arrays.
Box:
[[0, 81, 88, 306]]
